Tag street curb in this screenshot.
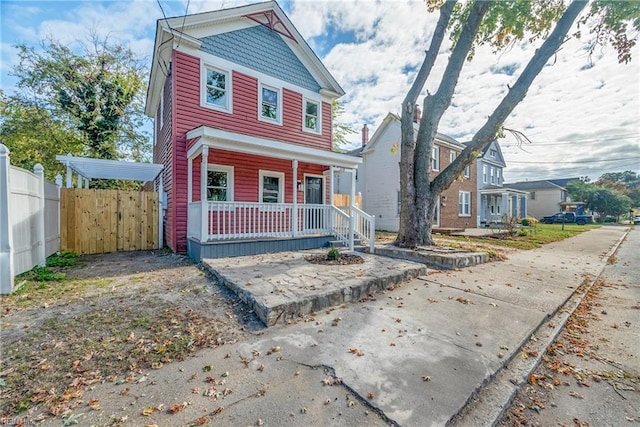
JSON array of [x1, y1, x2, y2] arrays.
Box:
[[447, 227, 631, 427]]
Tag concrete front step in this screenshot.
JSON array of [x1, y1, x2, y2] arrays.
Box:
[[201, 250, 427, 327], [375, 244, 489, 270]]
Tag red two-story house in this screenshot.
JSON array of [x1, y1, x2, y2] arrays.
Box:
[[146, 1, 373, 260]]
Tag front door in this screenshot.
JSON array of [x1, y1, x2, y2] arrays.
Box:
[[305, 176, 324, 231]]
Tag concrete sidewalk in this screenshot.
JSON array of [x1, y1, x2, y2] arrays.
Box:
[[68, 226, 628, 427]]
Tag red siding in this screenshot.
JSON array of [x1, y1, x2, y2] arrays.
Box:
[[192, 149, 325, 203], [166, 49, 335, 252], [173, 51, 332, 152]]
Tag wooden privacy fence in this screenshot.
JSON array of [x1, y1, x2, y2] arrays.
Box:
[[60, 188, 159, 254], [333, 193, 362, 209]]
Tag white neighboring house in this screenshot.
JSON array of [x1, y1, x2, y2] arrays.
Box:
[[476, 141, 529, 225], [339, 112, 478, 232]]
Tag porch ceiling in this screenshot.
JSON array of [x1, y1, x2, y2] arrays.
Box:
[[56, 154, 164, 182], [186, 126, 362, 169], [480, 187, 528, 196]]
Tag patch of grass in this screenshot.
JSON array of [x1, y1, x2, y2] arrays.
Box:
[[0, 298, 228, 417], [45, 251, 78, 268], [437, 224, 598, 250], [6, 278, 114, 309]]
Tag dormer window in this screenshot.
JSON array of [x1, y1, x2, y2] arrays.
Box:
[[490, 149, 497, 157], [303, 99, 321, 133], [201, 62, 231, 112], [259, 84, 281, 124]]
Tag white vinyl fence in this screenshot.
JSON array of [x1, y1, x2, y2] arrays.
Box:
[[1, 144, 61, 294]]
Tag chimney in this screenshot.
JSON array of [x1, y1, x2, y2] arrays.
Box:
[[413, 105, 422, 123], [361, 124, 369, 146]]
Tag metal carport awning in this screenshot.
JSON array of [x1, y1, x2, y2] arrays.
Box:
[[56, 154, 164, 188]]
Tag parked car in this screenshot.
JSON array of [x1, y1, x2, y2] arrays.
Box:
[[541, 212, 594, 226], [634, 214, 640, 225]]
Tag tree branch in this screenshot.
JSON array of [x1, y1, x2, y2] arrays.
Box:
[[432, 0, 589, 195]]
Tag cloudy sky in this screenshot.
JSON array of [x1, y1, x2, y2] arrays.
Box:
[[1, 0, 639, 183]]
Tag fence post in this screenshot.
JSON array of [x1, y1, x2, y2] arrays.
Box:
[[34, 164, 46, 266], [56, 174, 62, 254], [0, 144, 14, 294]]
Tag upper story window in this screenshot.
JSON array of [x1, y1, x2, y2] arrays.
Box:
[[303, 99, 321, 133], [496, 168, 501, 185], [431, 146, 440, 171], [490, 149, 497, 157], [201, 63, 231, 112], [259, 170, 284, 203], [483, 165, 488, 183], [490, 167, 495, 184], [259, 84, 282, 124], [450, 150, 457, 164], [464, 164, 470, 178], [207, 165, 234, 201]]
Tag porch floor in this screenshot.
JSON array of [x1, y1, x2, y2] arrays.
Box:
[[201, 249, 427, 327]]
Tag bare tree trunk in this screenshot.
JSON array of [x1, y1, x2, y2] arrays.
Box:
[[431, 0, 589, 196], [395, 0, 455, 248], [414, 0, 490, 245]]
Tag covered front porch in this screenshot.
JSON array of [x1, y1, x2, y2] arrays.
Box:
[[479, 187, 529, 226], [185, 126, 375, 260]]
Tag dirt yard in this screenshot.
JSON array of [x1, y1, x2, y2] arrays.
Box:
[[0, 250, 260, 423]]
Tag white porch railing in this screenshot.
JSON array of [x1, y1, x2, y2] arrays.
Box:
[[188, 201, 375, 252]]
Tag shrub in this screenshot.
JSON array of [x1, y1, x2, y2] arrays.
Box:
[[46, 251, 78, 268], [327, 247, 341, 260], [521, 218, 530, 226], [517, 229, 529, 237]]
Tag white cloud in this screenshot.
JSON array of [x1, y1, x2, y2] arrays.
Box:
[[1, 0, 638, 182]]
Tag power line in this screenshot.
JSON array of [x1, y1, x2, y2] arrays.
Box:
[[507, 156, 640, 165]]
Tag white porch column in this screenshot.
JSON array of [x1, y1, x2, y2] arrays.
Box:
[[187, 157, 193, 203], [329, 166, 335, 206], [200, 147, 209, 242], [292, 160, 298, 237], [502, 192, 510, 218], [349, 168, 356, 251], [522, 194, 528, 218], [84, 177, 90, 189], [0, 144, 14, 294], [65, 154, 73, 188], [34, 164, 46, 267]]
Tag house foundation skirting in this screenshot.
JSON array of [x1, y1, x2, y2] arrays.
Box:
[[188, 235, 334, 261]]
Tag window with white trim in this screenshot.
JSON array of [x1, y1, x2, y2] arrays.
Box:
[[303, 98, 321, 133], [450, 150, 457, 164], [431, 146, 440, 171], [259, 84, 281, 124], [464, 164, 470, 178], [530, 191, 536, 200], [490, 149, 497, 157], [483, 165, 488, 183], [201, 64, 230, 111], [259, 170, 284, 203], [458, 191, 471, 216], [490, 167, 495, 184], [207, 165, 234, 201], [496, 168, 501, 185]]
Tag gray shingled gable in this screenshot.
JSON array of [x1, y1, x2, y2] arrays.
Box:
[[200, 24, 322, 92]]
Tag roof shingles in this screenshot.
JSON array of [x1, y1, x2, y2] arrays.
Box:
[[200, 24, 321, 92]]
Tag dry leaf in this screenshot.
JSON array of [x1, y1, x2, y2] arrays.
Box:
[[88, 399, 100, 410], [169, 402, 187, 414]]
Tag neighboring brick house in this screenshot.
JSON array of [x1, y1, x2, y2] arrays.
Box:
[[506, 178, 580, 219], [145, 1, 374, 259], [352, 112, 477, 232]]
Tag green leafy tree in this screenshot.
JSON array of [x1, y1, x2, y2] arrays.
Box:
[[8, 36, 150, 164], [0, 91, 84, 180], [588, 188, 631, 219], [331, 100, 356, 150], [396, 0, 639, 247]]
